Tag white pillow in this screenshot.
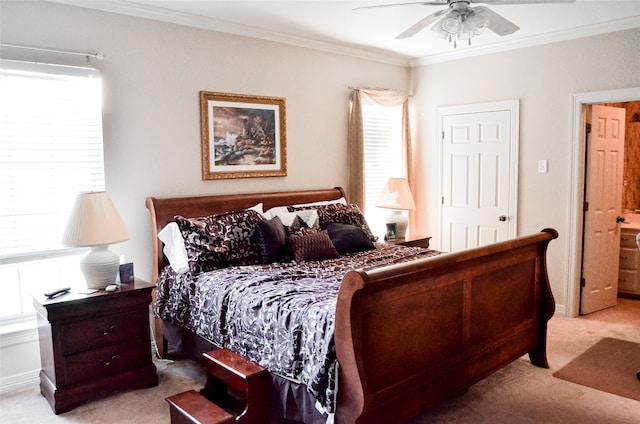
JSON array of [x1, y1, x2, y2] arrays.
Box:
[[157, 222, 189, 274], [264, 197, 346, 219], [271, 209, 319, 229], [158, 202, 265, 274]]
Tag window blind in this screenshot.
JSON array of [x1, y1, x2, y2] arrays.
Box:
[[361, 102, 404, 238], [0, 60, 105, 261]]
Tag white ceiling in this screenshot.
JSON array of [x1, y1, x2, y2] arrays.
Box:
[[51, 0, 640, 66]]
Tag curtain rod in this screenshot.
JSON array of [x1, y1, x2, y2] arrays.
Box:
[[1, 43, 104, 61], [348, 86, 413, 97]]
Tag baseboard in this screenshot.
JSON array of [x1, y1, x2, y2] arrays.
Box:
[[554, 303, 566, 317], [0, 369, 39, 395]]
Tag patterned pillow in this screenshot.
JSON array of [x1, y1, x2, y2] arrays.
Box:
[[175, 209, 263, 274], [325, 223, 375, 254], [290, 203, 378, 241], [288, 229, 339, 262], [253, 216, 287, 264]]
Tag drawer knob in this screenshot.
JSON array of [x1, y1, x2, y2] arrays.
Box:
[[99, 354, 118, 367], [97, 325, 115, 336]]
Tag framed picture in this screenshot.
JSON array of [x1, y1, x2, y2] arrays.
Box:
[[200, 91, 287, 180], [384, 223, 397, 241]]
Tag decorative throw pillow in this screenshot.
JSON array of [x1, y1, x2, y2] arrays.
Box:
[[325, 223, 375, 254], [270, 209, 319, 229], [290, 203, 378, 242], [253, 216, 287, 264], [157, 222, 189, 274], [175, 209, 263, 274], [288, 229, 339, 262]]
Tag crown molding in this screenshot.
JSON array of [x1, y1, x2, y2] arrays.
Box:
[[410, 15, 640, 66], [47, 0, 411, 67], [47, 1, 640, 69]]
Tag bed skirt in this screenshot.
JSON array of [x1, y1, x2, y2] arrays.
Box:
[[162, 320, 329, 424]]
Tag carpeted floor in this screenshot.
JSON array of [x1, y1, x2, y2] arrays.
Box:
[[1, 299, 639, 423]]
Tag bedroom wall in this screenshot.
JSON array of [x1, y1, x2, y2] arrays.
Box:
[[0, 1, 410, 283], [410, 28, 640, 312]]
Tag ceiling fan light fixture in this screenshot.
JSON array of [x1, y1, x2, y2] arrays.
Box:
[[440, 11, 462, 34], [431, 5, 489, 47]]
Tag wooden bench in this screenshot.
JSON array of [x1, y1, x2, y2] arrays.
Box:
[[166, 349, 268, 424]]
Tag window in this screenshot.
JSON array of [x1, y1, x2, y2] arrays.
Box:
[[361, 101, 406, 239], [0, 60, 105, 323]]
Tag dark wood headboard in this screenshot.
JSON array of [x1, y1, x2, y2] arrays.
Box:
[[145, 187, 346, 282]]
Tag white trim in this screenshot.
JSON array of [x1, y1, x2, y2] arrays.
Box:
[[567, 87, 640, 318], [47, 1, 640, 68], [0, 370, 40, 395], [0, 321, 38, 347]]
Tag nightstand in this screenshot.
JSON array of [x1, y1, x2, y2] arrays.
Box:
[[33, 278, 158, 414], [385, 234, 431, 249]]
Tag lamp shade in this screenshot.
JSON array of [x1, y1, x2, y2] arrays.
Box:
[[62, 191, 129, 247], [376, 178, 416, 211], [62, 191, 129, 289]]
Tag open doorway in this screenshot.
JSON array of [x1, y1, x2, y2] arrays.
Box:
[[567, 87, 640, 318]]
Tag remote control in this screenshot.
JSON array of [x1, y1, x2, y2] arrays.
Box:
[[44, 287, 71, 298]]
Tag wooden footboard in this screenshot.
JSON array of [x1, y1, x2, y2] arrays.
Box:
[[334, 229, 558, 424]]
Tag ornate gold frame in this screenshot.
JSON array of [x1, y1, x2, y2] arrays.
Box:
[[200, 91, 287, 180]]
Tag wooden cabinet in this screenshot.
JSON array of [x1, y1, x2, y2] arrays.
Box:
[[33, 279, 158, 414], [618, 227, 640, 298], [385, 234, 431, 249]]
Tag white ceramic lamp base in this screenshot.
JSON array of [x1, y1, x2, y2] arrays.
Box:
[[385, 210, 409, 239], [80, 245, 120, 289]]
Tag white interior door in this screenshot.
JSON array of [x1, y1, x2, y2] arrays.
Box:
[[439, 101, 518, 252], [580, 104, 626, 315]]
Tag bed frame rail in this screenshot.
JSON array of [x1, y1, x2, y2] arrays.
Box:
[[334, 228, 557, 424]]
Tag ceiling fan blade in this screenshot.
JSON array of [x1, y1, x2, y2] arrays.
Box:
[[396, 9, 448, 39], [354, 1, 449, 11], [473, 6, 519, 36], [472, 0, 575, 4]]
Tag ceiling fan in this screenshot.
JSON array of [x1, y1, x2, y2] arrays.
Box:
[[356, 0, 576, 47]]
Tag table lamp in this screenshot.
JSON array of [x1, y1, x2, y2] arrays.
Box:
[[62, 191, 130, 289], [376, 177, 416, 239]]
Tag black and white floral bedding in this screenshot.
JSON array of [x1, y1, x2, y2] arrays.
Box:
[[154, 243, 440, 414]]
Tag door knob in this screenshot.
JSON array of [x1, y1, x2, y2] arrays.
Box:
[[616, 216, 625, 223], [498, 215, 507, 222]]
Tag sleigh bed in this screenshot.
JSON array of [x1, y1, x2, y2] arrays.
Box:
[[146, 187, 557, 424]]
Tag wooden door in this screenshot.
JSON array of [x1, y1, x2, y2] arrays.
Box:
[[580, 104, 626, 314], [440, 101, 518, 252]]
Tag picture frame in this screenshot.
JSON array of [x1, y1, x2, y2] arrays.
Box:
[[200, 91, 287, 180], [384, 223, 397, 241]]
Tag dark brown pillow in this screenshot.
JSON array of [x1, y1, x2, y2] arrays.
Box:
[[253, 216, 287, 264], [289, 203, 378, 241], [288, 229, 339, 262], [325, 223, 375, 254]]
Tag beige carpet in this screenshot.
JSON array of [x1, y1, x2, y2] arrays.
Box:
[[553, 337, 640, 401], [1, 299, 639, 423]]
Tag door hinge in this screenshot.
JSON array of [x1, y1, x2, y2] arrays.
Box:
[[580, 277, 586, 287], [583, 201, 589, 212], [585, 122, 591, 134], [441, 196, 444, 205], [441, 131, 445, 140]]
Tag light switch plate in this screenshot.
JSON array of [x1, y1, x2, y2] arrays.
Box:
[[538, 159, 548, 173]]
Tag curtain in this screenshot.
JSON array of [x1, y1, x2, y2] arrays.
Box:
[[347, 88, 415, 232]]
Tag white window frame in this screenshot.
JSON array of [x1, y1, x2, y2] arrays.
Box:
[[0, 60, 105, 324]]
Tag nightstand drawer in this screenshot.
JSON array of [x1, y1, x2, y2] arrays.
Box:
[[60, 310, 146, 354], [63, 339, 150, 385]]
